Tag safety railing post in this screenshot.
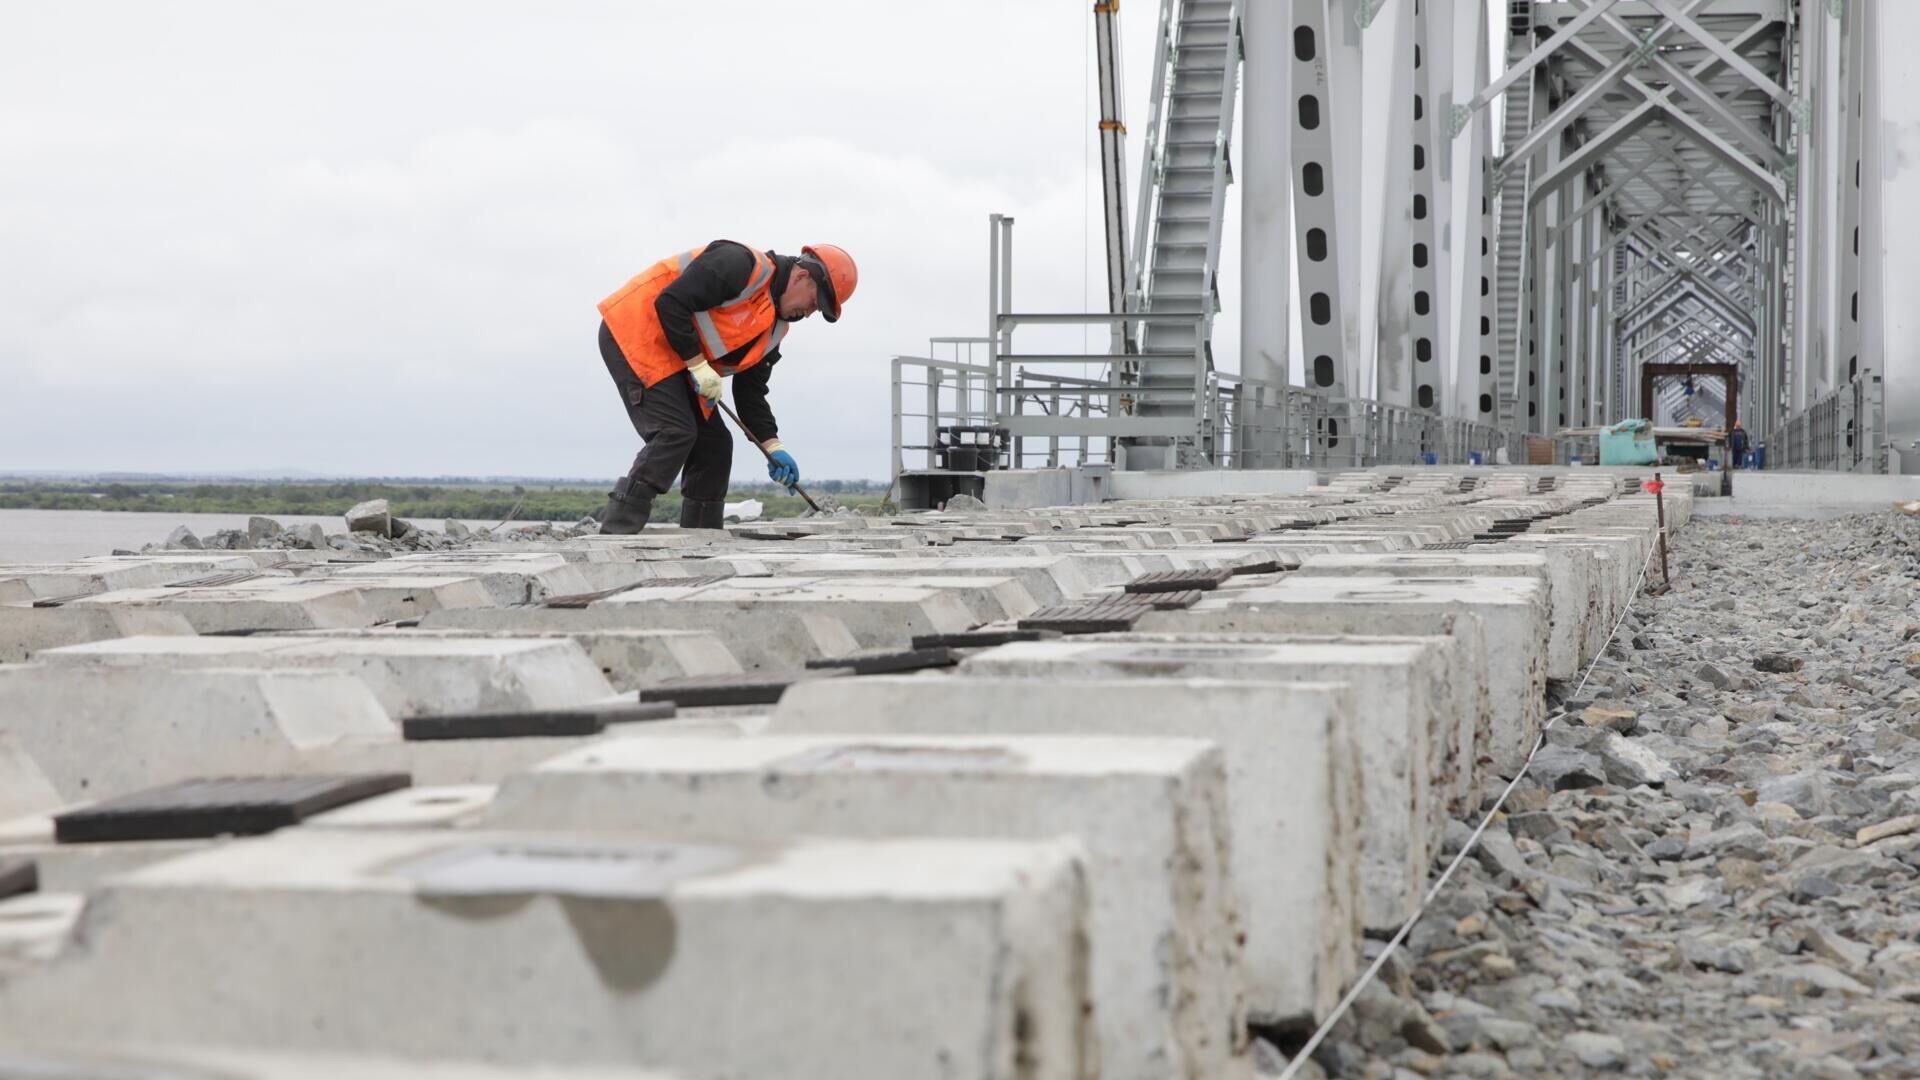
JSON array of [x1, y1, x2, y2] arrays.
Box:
[[926, 367, 941, 471], [891, 357, 905, 481], [986, 214, 1001, 429]]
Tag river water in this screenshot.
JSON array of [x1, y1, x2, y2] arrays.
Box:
[[0, 509, 511, 563]]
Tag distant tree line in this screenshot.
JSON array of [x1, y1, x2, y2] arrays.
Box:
[[0, 480, 891, 521]]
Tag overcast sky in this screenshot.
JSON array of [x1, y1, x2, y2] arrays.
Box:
[[1, 1, 1218, 481]]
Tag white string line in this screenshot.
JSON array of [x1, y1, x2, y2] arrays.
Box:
[[1277, 528, 1665, 1079]]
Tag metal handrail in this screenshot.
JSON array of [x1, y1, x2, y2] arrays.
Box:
[[997, 312, 1209, 326], [1128, 0, 1178, 327], [1773, 372, 1883, 472], [895, 338, 1538, 484], [891, 354, 997, 477]]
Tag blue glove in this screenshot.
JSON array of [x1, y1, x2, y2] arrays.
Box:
[[764, 441, 799, 491]]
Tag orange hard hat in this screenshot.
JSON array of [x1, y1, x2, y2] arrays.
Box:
[[800, 243, 857, 322]]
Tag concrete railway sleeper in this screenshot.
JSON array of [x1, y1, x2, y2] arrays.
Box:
[[0, 466, 1742, 1079]]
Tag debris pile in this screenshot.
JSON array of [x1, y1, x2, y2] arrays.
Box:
[[800, 491, 855, 517], [146, 515, 605, 557]]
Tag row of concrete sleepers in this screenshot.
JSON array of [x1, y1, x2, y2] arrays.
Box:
[[0, 468, 1688, 1079]]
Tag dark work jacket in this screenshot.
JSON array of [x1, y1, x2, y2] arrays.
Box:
[[652, 239, 791, 441], [1730, 429, 1749, 456]]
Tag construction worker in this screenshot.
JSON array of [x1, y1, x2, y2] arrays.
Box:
[[1729, 420, 1749, 469], [594, 241, 858, 533]]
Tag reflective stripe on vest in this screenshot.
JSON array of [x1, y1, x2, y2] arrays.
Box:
[[715, 320, 785, 377], [685, 249, 775, 360], [597, 243, 780, 395]]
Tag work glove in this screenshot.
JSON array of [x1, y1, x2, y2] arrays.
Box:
[[763, 440, 799, 491], [686, 359, 724, 402]]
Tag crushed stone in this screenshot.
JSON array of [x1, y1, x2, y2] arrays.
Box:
[[1290, 511, 1920, 1079]]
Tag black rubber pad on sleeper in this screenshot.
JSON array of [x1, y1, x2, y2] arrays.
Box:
[[639, 670, 847, 708], [1123, 568, 1233, 594], [402, 702, 677, 741], [0, 860, 37, 900], [911, 629, 1061, 649], [805, 647, 958, 675], [54, 774, 412, 844], [1019, 597, 1157, 634]]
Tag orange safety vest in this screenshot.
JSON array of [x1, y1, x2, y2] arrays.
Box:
[[597, 244, 792, 410]]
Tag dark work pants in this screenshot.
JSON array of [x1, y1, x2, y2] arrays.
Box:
[[599, 321, 732, 500]]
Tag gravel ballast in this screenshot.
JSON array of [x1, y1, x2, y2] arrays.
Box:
[[1286, 511, 1920, 1080]]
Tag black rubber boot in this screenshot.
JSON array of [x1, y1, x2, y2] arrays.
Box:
[[599, 477, 655, 535], [679, 497, 727, 531]]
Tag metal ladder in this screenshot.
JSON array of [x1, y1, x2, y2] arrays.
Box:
[[1613, 244, 1630, 418], [1492, 5, 1535, 427], [1126, 0, 1243, 458]]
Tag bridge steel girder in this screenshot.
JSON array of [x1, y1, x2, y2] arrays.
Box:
[[905, 0, 1918, 474], [1407, 0, 1444, 418], [1642, 0, 1793, 105], [1511, 0, 1791, 440], [1629, 309, 1748, 364], [1496, 0, 1712, 184], [1645, 141, 1771, 233], [1632, 239, 1755, 305], [1528, 94, 1783, 209], [1287, 0, 1356, 418], [1629, 318, 1747, 367], [1622, 282, 1753, 342], [1449, 0, 1500, 423], [1623, 247, 1754, 322], [1519, 8, 1788, 209], [1371, 0, 1419, 413], [1239, 0, 1293, 464], [1627, 289, 1742, 340], [1619, 262, 1753, 337], [1862, 0, 1920, 473], [1613, 187, 1754, 281], [1580, 4, 1788, 172], [1465, 0, 1621, 116], [1610, 219, 1755, 329]]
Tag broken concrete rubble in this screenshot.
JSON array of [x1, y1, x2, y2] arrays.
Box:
[[345, 499, 392, 535], [246, 516, 282, 546]]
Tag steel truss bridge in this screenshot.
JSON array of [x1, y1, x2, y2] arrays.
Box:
[[893, 0, 1919, 485]]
